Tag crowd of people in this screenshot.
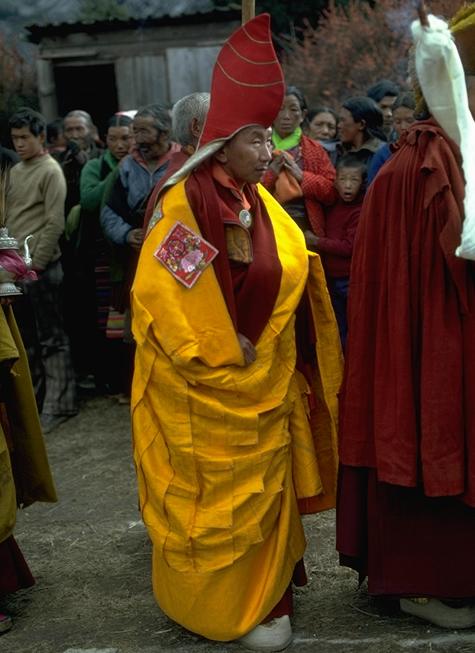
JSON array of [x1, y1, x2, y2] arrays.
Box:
[[4, 75, 414, 426], [1, 2, 475, 650]]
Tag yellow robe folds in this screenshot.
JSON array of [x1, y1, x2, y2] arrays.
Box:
[[0, 306, 57, 544], [131, 179, 341, 640]]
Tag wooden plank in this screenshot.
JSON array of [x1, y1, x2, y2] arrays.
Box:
[[166, 46, 220, 103], [241, 0, 255, 24], [38, 22, 238, 57], [36, 59, 58, 121], [40, 47, 98, 59], [115, 55, 168, 110]]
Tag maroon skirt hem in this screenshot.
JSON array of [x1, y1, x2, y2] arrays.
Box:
[[262, 559, 307, 622], [337, 465, 475, 599], [0, 535, 35, 596]]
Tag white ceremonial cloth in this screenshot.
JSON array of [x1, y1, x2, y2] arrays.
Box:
[[412, 14, 475, 260]]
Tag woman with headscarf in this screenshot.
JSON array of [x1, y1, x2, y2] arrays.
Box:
[[307, 106, 340, 165], [260, 85, 336, 247]]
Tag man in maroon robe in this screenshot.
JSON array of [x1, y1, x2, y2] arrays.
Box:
[[336, 5, 475, 628]]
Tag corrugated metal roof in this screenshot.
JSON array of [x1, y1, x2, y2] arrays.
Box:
[[26, 6, 239, 44], [22, 0, 229, 27], [119, 0, 217, 20]]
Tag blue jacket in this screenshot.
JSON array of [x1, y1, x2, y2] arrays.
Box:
[[100, 152, 170, 245], [367, 143, 392, 185]]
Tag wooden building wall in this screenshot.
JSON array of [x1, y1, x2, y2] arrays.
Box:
[[35, 20, 238, 124]]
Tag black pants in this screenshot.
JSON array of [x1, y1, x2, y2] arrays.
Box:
[[14, 260, 77, 416]]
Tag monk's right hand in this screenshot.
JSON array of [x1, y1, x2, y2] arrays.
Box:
[[237, 333, 257, 366]]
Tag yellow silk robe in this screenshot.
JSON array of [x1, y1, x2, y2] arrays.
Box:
[[0, 306, 57, 544], [131, 179, 341, 640]]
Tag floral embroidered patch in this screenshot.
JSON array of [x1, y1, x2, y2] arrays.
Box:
[[154, 221, 218, 288]]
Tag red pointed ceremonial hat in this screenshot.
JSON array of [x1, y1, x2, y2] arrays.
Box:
[[199, 13, 284, 146]]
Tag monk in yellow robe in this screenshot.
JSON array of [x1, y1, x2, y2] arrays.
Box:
[[131, 13, 342, 650], [0, 303, 57, 632]]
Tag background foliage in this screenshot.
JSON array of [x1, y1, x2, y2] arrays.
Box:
[[280, 0, 465, 110], [0, 0, 468, 142], [213, 0, 377, 33], [0, 33, 38, 144]]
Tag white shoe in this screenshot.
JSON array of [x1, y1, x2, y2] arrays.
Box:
[[400, 598, 475, 629], [239, 615, 292, 651]]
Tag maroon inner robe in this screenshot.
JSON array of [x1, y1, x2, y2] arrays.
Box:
[[0, 535, 34, 596], [337, 465, 475, 598]]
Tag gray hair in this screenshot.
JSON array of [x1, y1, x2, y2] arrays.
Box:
[[64, 109, 94, 130], [134, 104, 171, 133], [171, 92, 210, 146]]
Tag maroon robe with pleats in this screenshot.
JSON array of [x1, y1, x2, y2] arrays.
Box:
[[337, 119, 475, 597]]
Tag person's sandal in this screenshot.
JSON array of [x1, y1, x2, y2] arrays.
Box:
[[0, 613, 12, 634]]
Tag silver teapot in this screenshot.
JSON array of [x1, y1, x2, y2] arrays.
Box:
[[0, 227, 36, 296]]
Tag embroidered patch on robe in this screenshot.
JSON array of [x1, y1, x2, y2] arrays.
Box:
[[154, 221, 218, 288]]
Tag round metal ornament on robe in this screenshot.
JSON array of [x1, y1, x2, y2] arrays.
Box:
[[238, 209, 252, 228]]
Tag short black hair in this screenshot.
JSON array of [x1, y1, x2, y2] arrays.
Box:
[[336, 154, 367, 182], [9, 107, 46, 137], [342, 96, 385, 141], [47, 118, 64, 143], [367, 79, 399, 103], [107, 114, 133, 130], [393, 91, 416, 112], [307, 106, 338, 125]]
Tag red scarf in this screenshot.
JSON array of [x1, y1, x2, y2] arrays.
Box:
[[185, 162, 282, 345]]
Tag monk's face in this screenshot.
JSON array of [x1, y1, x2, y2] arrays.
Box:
[[216, 126, 272, 187]]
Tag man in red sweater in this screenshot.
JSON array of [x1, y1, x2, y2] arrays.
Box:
[[305, 154, 365, 346]]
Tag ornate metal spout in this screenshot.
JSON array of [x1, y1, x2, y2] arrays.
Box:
[[23, 235, 33, 268]]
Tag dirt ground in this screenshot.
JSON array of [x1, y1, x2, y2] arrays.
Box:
[[2, 395, 474, 653]]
